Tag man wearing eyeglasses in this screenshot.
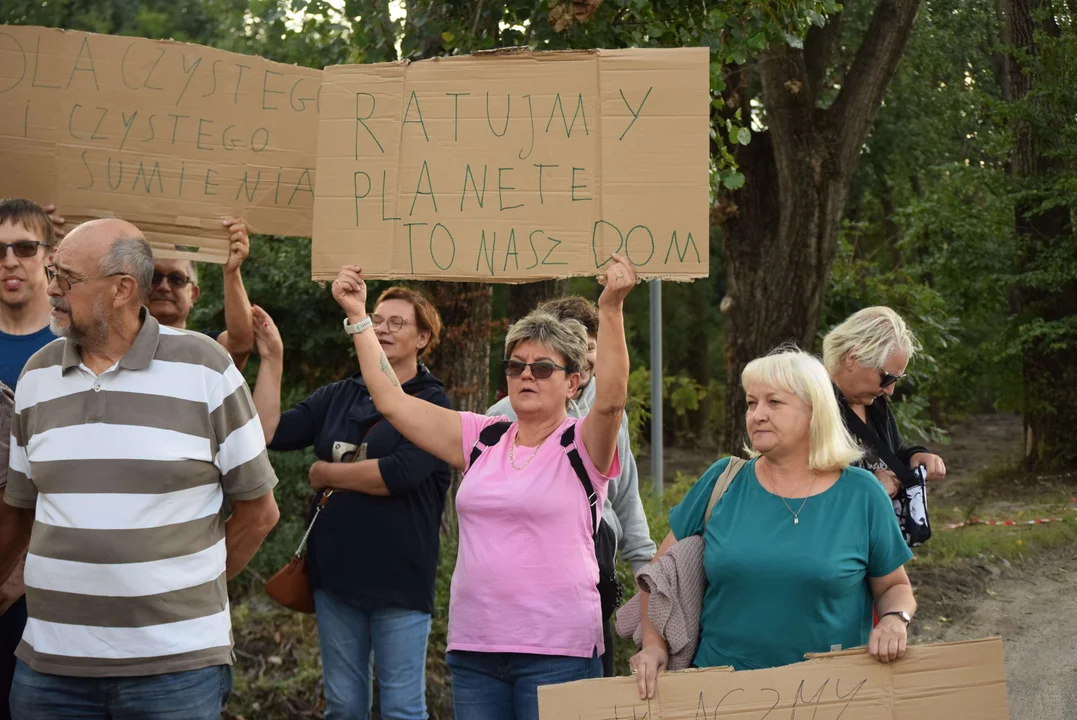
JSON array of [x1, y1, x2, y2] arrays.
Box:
[[0, 198, 69, 720], [1, 218, 279, 718], [148, 217, 255, 369], [0, 199, 69, 391]]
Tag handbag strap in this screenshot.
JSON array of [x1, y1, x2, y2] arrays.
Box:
[[292, 489, 334, 558], [704, 456, 746, 526], [290, 383, 431, 558]]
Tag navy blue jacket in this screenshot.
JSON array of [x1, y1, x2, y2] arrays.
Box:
[[269, 364, 452, 615]]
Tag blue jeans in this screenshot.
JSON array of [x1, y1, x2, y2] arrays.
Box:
[[314, 589, 431, 720], [446, 650, 601, 720], [8, 660, 231, 719]]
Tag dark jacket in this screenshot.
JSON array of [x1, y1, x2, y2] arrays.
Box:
[[269, 363, 452, 615], [835, 389, 929, 477]]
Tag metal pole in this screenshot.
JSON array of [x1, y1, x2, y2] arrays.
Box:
[[649, 279, 663, 501]]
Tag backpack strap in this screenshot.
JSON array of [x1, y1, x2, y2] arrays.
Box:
[[704, 456, 747, 526], [467, 421, 513, 473], [560, 425, 599, 538]]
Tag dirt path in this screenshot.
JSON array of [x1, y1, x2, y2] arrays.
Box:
[[918, 544, 1077, 720], [907, 413, 1077, 719]]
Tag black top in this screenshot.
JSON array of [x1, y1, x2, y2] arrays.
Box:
[[835, 388, 929, 477], [269, 364, 452, 615]]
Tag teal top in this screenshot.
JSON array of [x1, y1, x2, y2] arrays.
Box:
[[669, 457, 913, 671]]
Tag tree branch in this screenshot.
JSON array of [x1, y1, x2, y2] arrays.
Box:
[[803, 16, 844, 105], [829, 0, 923, 178], [756, 44, 816, 230]]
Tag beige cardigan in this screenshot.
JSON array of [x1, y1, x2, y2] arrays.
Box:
[[614, 535, 706, 670]]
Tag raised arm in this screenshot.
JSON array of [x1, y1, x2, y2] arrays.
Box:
[[580, 254, 635, 475], [251, 305, 283, 444], [332, 265, 466, 470], [215, 217, 255, 370]]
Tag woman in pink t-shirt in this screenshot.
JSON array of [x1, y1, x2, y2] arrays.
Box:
[[328, 255, 637, 720]]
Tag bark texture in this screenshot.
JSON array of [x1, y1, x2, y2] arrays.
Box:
[[719, 0, 923, 449]]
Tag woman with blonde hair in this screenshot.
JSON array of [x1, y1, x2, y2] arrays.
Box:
[[328, 255, 636, 720], [630, 348, 916, 700], [823, 306, 946, 499]]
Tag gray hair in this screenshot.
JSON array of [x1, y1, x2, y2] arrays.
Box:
[[99, 236, 154, 299], [186, 260, 199, 287], [504, 311, 589, 374], [822, 306, 921, 374]]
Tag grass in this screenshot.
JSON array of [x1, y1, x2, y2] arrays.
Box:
[[912, 455, 1077, 567]]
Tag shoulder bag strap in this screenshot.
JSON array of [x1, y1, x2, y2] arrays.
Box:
[[704, 456, 747, 526]]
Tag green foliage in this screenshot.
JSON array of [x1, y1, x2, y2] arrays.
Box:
[[626, 368, 724, 449]]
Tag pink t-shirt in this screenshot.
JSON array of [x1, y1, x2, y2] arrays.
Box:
[[448, 412, 620, 658]]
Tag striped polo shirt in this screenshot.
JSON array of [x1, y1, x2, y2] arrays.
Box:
[[4, 309, 277, 678]]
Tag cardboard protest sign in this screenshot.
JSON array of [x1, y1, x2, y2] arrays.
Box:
[[539, 638, 1009, 719], [0, 25, 320, 262], [312, 48, 710, 282]]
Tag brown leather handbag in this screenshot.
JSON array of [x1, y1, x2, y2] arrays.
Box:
[[264, 489, 334, 613]]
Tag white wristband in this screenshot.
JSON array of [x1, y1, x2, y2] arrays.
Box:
[[343, 316, 372, 335]]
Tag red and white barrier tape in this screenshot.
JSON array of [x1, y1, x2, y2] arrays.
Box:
[[942, 516, 1072, 530]]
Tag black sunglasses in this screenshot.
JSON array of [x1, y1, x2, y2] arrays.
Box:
[[1, 240, 48, 258], [152, 271, 193, 289], [879, 370, 906, 389], [503, 359, 568, 380]]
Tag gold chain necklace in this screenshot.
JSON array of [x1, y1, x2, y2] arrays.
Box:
[[760, 463, 817, 525], [509, 432, 543, 471]]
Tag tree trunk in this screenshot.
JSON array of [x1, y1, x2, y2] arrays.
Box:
[[1007, 0, 1077, 469], [507, 279, 570, 324], [427, 282, 493, 536], [427, 283, 493, 413], [718, 0, 923, 451]]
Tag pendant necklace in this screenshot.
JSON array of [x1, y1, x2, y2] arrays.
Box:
[[762, 463, 817, 525]]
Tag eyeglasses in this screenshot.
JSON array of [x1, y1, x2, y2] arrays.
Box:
[[503, 359, 568, 380], [370, 314, 411, 333], [45, 265, 127, 293], [1, 241, 48, 259], [152, 271, 193, 289], [44, 264, 86, 292], [879, 370, 906, 389]]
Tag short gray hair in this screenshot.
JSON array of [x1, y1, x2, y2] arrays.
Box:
[[100, 236, 154, 298], [186, 260, 199, 287], [504, 311, 589, 374], [822, 306, 921, 373]]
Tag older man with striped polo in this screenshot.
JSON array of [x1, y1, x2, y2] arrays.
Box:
[[0, 218, 280, 719]]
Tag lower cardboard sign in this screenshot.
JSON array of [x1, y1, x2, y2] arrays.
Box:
[[538, 638, 1009, 720]]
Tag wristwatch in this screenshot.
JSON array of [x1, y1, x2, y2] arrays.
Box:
[[343, 316, 372, 335], [880, 610, 911, 627]]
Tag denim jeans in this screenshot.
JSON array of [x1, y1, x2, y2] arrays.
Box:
[[313, 588, 431, 720], [446, 650, 602, 720], [8, 660, 231, 719]]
